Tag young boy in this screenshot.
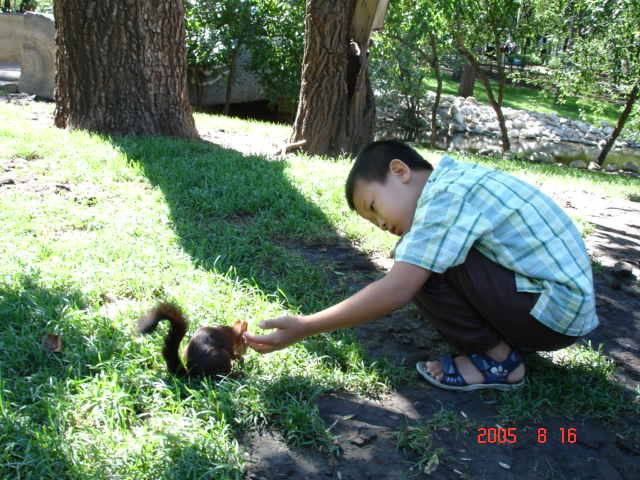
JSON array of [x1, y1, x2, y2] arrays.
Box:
[[244, 140, 599, 391]]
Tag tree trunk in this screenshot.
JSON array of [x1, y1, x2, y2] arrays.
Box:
[[458, 45, 510, 152], [427, 31, 442, 148], [457, 60, 476, 98], [597, 81, 639, 166], [290, 0, 375, 156], [54, 0, 198, 139], [224, 49, 238, 116]]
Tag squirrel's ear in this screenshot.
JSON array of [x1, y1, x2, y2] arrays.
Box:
[[232, 320, 248, 336]]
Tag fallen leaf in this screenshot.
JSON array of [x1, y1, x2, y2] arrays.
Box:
[[499, 462, 511, 470], [41, 333, 62, 353]]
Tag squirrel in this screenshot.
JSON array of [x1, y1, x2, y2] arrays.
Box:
[[137, 302, 248, 378]]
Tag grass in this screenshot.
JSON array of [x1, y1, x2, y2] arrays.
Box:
[[1, 100, 639, 478]]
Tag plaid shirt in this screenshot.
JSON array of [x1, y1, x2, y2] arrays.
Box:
[[394, 156, 598, 337]]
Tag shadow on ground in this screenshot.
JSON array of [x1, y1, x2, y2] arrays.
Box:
[[105, 133, 640, 480]]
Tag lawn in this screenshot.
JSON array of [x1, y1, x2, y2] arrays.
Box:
[[1, 101, 638, 479]]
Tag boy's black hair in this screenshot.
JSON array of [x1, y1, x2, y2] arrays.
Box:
[[345, 140, 433, 210]]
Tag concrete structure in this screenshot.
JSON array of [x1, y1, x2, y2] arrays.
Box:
[[0, 12, 55, 99]]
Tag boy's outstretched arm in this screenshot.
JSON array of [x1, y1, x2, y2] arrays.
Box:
[[244, 261, 431, 354]]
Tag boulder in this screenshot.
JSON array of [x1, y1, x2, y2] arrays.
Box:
[[569, 160, 587, 169], [622, 161, 639, 173], [588, 162, 601, 170], [0, 12, 55, 99], [19, 13, 55, 100]]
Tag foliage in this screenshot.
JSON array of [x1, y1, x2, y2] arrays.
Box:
[[1, 0, 38, 12], [533, 0, 640, 136], [184, 0, 304, 108], [370, 0, 450, 142], [248, 0, 305, 108], [184, 0, 261, 105]]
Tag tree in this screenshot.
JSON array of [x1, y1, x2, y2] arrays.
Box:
[[289, 0, 387, 156], [371, 0, 449, 146], [248, 0, 305, 112], [439, 0, 526, 153], [185, 0, 261, 115], [54, 0, 198, 139], [534, 0, 640, 165]]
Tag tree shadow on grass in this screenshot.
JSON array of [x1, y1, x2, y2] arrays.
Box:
[[0, 273, 135, 479], [108, 135, 371, 311], [106, 135, 394, 352]]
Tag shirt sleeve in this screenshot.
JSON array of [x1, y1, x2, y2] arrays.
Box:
[[394, 189, 493, 273]]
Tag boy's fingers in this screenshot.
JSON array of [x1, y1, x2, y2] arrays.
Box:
[[248, 343, 276, 354], [258, 315, 290, 330], [243, 332, 274, 345]]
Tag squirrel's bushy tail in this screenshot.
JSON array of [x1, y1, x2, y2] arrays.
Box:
[[137, 302, 188, 376]]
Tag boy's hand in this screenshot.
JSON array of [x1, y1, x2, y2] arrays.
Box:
[[244, 314, 306, 354]]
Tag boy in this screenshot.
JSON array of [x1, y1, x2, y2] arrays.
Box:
[[244, 140, 599, 391]]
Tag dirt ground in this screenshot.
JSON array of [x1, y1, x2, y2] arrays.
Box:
[[3, 95, 640, 479]]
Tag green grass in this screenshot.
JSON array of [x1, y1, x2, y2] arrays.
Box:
[[1, 102, 638, 478], [424, 72, 622, 128]]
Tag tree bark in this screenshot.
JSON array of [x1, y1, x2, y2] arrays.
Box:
[[597, 81, 639, 166], [224, 49, 238, 116], [54, 0, 198, 139], [427, 31, 442, 148], [290, 0, 375, 156], [457, 60, 476, 98]]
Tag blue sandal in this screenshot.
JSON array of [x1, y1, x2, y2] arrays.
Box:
[[416, 350, 525, 391]]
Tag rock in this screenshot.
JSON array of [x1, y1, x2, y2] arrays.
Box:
[[604, 163, 618, 172], [0, 176, 16, 185], [588, 162, 601, 170], [622, 161, 639, 173], [449, 105, 466, 128], [613, 262, 634, 280], [569, 160, 587, 169], [349, 429, 378, 447]]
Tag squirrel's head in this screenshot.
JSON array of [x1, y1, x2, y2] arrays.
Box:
[[231, 320, 248, 358]]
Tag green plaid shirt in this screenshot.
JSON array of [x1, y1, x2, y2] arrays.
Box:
[[394, 156, 598, 337]]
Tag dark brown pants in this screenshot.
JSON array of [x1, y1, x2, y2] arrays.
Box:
[[413, 248, 577, 354]]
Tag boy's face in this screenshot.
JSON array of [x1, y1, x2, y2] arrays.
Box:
[[352, 159, 423, 237]]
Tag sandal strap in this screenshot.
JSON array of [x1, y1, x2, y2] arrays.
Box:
[[439, 355, 469, 387], [469, 350, 522, 384]]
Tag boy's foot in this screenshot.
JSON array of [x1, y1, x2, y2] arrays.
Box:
[[416, 345, 525, 391]]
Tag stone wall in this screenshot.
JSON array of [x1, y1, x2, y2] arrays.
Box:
[[0, 12, 55, 99]]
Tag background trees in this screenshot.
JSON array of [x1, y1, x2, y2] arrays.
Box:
[[185, 0, 261, 115], [371, 0, 449, 146], [46, 0, 638, 158], [534, 0, 640, 165]]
